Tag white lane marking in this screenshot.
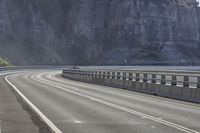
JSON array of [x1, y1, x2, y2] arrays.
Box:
[[22, 74, 30, 78], [48, 72, 200, 111], [32, 74, 200, 133], [152, 126, 156, 128], [90, 98, 97, 101], [72, 87, 79, 91], [5, 75, 62, 133], [74, 120, 83, 124], [0, 120, 2, 133], [0, 71, 19, 76]]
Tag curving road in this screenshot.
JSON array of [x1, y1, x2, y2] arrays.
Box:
[[4, 70, 200, 133]]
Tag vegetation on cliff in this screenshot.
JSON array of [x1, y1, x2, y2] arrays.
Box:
[[0, 57, 11, 67]]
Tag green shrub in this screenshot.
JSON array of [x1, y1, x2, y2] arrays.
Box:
[[0, 57, 12, 67]]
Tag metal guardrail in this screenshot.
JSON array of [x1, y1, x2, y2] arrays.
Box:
[[0, 66, 69, 72], [63, 69, 200, 88]]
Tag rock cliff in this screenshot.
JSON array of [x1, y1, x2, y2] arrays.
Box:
[[0, 0, 200, 65]]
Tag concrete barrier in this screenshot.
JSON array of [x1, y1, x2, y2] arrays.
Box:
[[62, 69, 200, 103]]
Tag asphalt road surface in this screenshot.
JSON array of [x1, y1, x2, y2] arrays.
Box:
[[4, 70, 200, 133]]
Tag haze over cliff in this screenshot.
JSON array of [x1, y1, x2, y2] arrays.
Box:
[[0, 0, 200, 65]]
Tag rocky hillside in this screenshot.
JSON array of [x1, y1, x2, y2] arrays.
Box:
[[0, 0, 200, 65]]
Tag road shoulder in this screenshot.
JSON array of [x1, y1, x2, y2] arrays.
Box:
[[0, 75, 50, 133]]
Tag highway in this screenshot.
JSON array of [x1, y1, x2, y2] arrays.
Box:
[[4, 70, 200, 133]]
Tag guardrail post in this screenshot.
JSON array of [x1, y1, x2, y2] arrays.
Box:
[[112, 72, 115, 79], [183, 76, 189, 87], [123, 72, 126, 80], [82, 71, 85, 76], [81, 71, 83, 76], [171, 75, 177, 86], [95, 71, 98, 77], [136, 73, 140, 82], [88, 71, 90, 76], [73, 70, 75, 75], [107, 72, 111, 79], [197, 77, 200, 88], [117, 72, 121, 79], [86, 71, 88, 76], [78, 70, 81, 76], [161, 75, 166, 84], [103, 71, 106, 78], [143, 73, 147, 82], [152, 74, 156, 83], [69, 70, 72, 74], [91, 71, 94, 77], [74, 70, 77, 74], [129, 73, 133, 81], [75, 70, 78, 75], [75, 70, 77, 75], [79, 70, 82, 75], [99, 71, 102, 78], [78, 70, 81, 75]]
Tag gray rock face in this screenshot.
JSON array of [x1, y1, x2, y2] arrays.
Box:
[[0, 0, 200, 65]]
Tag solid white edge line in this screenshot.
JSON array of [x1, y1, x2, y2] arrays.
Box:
[[0, 72, 17, 76], [5, 75, 62, 133], [0, 71, 21, 133], [0, 120, 2, 133], [32, 73, 200, 133]]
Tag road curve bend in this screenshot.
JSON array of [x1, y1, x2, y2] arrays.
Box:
[[5, 70, 200, 133]]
